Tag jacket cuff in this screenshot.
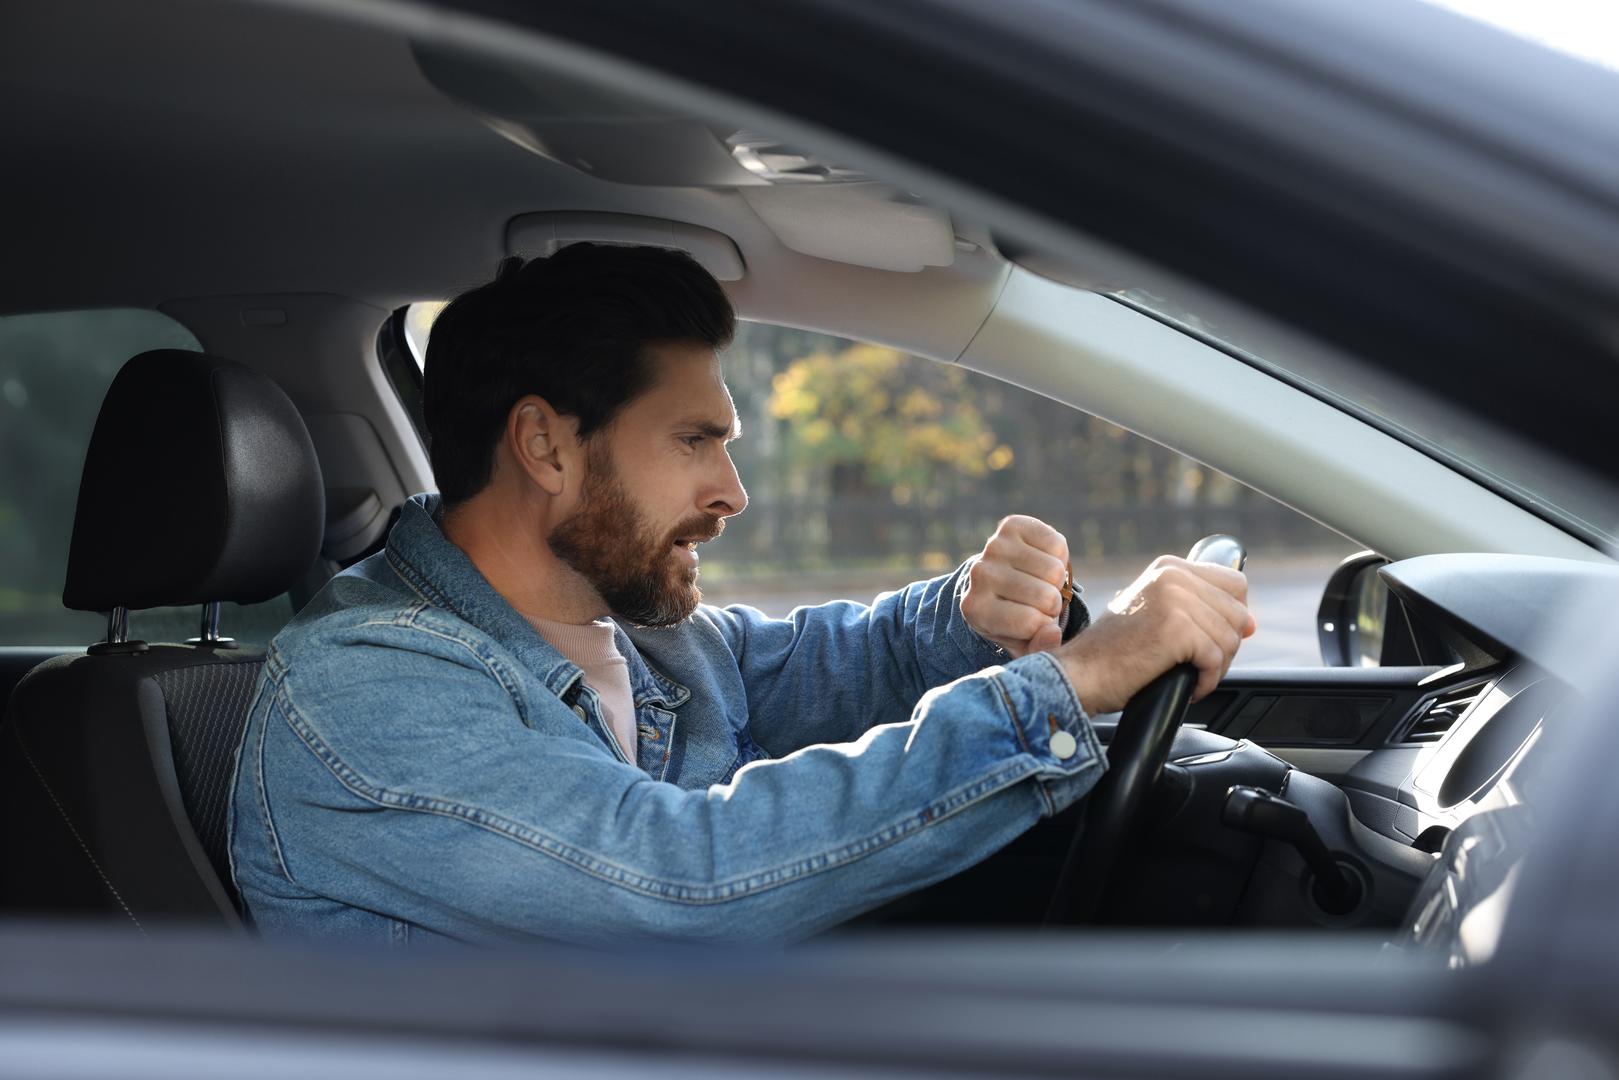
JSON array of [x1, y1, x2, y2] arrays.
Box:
[[993, 652, 1106, 816]]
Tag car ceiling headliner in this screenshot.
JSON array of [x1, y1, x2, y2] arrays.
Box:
[[0, 0, 993, 322]]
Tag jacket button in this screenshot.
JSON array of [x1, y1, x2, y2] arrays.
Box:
[[1050, 730, 1078, 760], [571, 705, 587, 720]]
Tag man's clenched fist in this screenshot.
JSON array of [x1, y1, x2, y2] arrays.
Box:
[[961, 515, 1072, 658], [1056, 555, 1256, 716]]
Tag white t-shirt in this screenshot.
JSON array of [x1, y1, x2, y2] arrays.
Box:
[[523, 614, 638, 763]]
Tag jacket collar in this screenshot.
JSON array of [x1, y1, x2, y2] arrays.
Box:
[[384, 494, 690, 711]]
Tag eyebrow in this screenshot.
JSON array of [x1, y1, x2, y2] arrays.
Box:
[[677, 416, 743, 441]]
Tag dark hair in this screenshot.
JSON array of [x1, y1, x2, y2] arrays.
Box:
[[422, 243, 736, 505]]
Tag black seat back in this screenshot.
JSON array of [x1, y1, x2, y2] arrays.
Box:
[[4, 649, 265, 922], [0, 350, 324, 927]]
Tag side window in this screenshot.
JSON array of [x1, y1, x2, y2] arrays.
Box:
[[390, 306, 1356, 666], [707, 324, 1358, 667], [403, 301, 447, 368], [0, 310, 294, 647]]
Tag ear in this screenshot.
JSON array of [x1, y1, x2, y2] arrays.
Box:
[[506, 395, 578, 497]]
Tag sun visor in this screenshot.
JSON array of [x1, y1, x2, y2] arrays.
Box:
[[741, 184, 955, 273], [505, 213, 746, 281]]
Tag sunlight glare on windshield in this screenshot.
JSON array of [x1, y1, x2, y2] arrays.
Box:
[[1419, 0, 1619, 72]]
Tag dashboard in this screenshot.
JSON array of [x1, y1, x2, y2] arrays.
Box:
[[1129, 552, 1615, 952], [1353, 554, 1613, 963], [1337, 663, 1560, 850]]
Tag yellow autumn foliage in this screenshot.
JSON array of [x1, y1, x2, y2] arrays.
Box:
[[767, 342, 1012, 495]]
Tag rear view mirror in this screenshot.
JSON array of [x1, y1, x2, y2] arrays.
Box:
[[1317, 551, 1390, 667]]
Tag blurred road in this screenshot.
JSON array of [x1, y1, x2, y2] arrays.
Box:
[[700, 550, 1349, 669]]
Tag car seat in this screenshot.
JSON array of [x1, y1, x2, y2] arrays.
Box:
[[0, 350, 324, 928]]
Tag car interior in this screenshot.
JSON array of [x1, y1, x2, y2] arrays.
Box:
[[1, 0, 1614, 970]]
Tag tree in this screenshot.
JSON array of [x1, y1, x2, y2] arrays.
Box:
[[766, 341, 1014, 504]]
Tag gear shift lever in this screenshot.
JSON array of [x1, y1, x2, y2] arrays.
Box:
[[1223, 784, 1361, 915]]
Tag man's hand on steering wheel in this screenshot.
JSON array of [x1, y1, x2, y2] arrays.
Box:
[[962, 517, 1256, 715], [968, 524, 1259, 923], [1058, 555, 1255, 715]]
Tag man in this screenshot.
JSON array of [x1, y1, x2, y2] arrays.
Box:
[[227, 243, 1253, 943]]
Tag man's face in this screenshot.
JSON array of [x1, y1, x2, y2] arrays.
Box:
[[548, 344, 747, 626]]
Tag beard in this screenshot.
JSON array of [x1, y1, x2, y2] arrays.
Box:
[[548, 443, 721, 628]]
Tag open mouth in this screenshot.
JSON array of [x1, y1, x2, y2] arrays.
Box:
[[670, 530, 720, 567], [672, 526, 721, 550], [670, 538, 704, 566]]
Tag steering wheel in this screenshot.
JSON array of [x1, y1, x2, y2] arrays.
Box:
[[1044, 534, 1248, 925]]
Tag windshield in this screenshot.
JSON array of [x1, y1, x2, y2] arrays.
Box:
[[1418, 0, 1619, 74], [1110, 288, 1617, 548]]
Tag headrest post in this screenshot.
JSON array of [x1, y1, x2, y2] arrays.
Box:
[[87, 606, 149, 656], [202, 601, 220, 642], [189, 601, 239, 651]]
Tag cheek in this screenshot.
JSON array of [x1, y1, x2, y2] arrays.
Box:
[[643, 459, 700, 506], [626, 474, 687, 534]]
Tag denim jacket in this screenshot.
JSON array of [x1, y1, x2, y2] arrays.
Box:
[[227, 494, 1105, 944]]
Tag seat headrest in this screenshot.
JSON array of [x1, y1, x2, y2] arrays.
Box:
[[63, 350, 326, 612]]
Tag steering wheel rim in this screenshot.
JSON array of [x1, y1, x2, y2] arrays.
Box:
[[1044, 534, 1247, 925]]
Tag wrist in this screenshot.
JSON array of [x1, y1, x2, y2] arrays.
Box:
[[1057, 653, 1101, 716]]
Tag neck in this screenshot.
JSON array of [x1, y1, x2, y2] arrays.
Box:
[[440, 486, 608, 625]]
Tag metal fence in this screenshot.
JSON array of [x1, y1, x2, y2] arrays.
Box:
[[711, 493, 1347, 576]]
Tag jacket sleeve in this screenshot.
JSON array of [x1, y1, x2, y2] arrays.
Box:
[[236, 611, 1104, 946], [699, 558, 1017, 755]]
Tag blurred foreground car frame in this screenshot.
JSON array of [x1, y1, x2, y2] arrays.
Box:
[[1, 0, 1618, 1075]]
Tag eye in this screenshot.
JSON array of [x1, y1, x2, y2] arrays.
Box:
[[679, 435, 705, 449]]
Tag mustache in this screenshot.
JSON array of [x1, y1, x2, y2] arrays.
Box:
[[669, 517, 725, 544]]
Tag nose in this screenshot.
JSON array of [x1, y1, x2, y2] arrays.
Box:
[[706, 448, 748, 519]]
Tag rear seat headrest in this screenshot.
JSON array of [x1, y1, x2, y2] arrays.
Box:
[[63, 350, 326, 612]]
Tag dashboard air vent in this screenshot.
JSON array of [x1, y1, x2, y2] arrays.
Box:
[[1403, 683, 1488, 744]]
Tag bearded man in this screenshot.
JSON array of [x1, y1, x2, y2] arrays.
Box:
[[227, 243, 1253, 943]]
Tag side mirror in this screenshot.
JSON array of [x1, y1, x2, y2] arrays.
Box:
[[1317, 551, 1390, 667]]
